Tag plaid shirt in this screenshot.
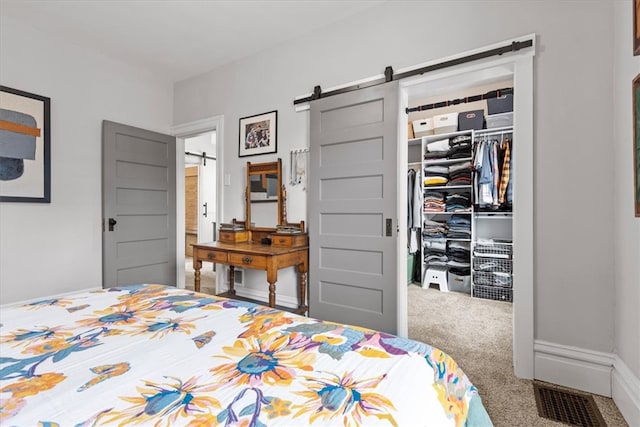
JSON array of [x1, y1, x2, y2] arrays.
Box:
[[498, 138, 511, 204]]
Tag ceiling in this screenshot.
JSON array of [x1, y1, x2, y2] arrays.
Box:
[[1, 0, 385, 82]]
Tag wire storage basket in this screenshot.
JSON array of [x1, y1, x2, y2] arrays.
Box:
[[473, 257, 512, 274], [473, 241, 512, 259], [472, 241, 513, 301], [473, 271, 512, 288], [473, 284, 513, 302]]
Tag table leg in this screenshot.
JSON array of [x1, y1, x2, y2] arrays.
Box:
[[229, 265, 236, 296], [267, 266, 278, 308], [298, 261, 308, 315], [194, 259, 202, 293]]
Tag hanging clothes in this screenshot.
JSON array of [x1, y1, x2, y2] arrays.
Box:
[[491, 141, 500, 208], [473, 135, 513, 210], [407, 169, 415, 226], [412, 169, 422, 228], [407, 169, 421, 254], [476, 139, 495, 207], [498, 137, 511, 204]]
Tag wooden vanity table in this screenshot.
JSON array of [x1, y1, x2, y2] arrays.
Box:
[[192, 159, 309, 315], [192, 240, 308, 315]]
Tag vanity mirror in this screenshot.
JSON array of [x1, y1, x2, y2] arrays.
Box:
[[245, 158, 285, 230]]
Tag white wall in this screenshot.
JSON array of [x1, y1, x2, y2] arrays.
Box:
[[612, 1, 640, 422], [0, 16, 173, 303], [175, 1, 616, 351]]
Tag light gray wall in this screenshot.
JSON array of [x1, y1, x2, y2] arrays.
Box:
[[174, 1, 618, 353], [613, 1, 640, 380], [0, 16, 174, 303]]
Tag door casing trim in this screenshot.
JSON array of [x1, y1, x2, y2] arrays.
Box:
[[397, 50, 535, 380], [171, 115, 224, 291]]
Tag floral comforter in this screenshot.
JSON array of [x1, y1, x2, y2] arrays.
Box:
[[0, 285, 491, 426]]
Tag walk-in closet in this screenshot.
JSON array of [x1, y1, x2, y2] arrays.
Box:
[[404, 67, 517, 338]]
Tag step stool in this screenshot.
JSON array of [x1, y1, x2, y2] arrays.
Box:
[[423, 267, 449, 292]]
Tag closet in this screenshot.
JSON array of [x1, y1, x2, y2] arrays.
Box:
[[407, 81, 515, 302], [306, 39, 535, 374]]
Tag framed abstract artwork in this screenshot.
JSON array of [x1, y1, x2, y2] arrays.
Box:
[[239, 110, 277, 157], [0, 86, 51, 203]]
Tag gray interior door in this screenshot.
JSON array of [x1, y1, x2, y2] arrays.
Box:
[[308, 82, 399, 334], [102, 120, 176, 287]]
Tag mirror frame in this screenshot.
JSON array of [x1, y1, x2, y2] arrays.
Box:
[[245, 158, 285, 231]]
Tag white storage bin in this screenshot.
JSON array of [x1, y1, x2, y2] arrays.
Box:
[[412, 118, 434, 137], [448, 273, 471, 293], [486, 112, 513, 129], [423, 267, 448, 291], [433, 112, 458, 134]]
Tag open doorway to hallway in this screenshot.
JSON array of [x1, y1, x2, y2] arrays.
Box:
[[183, 131, 216, 293]]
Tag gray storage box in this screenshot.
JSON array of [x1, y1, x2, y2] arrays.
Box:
[[448, 272, 471, 293], [487, 94, 513, 114], [458, 109, 485, 131]]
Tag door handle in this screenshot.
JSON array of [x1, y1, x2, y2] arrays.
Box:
[[202, 202, 208, 218], [108, 218, 117, 231]]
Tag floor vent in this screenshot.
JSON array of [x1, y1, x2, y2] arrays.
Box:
[[533, 382, 606, 427]]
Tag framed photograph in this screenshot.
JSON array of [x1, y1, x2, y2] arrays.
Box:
[[635, 0, 640, 56], [634, 74, 640, 216], [0, 86, 51, 203], [239, 110, 277, 157]]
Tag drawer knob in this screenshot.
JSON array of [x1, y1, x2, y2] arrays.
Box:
[[207, 253, 215, 260], [278, 239, 286, 244], [242, 256, 252, 264]]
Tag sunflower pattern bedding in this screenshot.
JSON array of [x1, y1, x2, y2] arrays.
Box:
[[0, 284, 491, 426]]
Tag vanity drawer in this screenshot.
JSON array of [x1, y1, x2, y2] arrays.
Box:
[[229, 253, 268, 269], [270, 233, 308, 247], [219, 230, 249, 243], [199, 249, 228, 263]]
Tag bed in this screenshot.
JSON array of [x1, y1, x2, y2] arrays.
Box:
[[0, 284, 491, 426]]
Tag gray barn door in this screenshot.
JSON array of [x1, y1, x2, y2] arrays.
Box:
[[308, 82, 399, 334], [102, 120, 176, 288]]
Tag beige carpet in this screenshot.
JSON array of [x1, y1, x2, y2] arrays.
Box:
[[407, 284, 628, 427]]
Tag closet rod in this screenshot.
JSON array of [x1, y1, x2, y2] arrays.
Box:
[[406, 87, 513, 114], [474, 129, 513, 138], [293, 38, 532, 106]]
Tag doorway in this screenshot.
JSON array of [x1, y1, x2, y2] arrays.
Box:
[[172, 115, 224, 292], [397, 53, 534, 379], [183, 131, 217, 292]]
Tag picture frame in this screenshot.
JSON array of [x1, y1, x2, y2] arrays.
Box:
[[239, 110, 277, 157], [0, 86, 51, 203], [635, 0, 640, 56], [634, 74, 640, 216]]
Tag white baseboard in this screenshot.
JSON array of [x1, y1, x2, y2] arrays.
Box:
[[534, 340, 614, 397], [612, 355, 640, 426], [232, 285, 299, 310]]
